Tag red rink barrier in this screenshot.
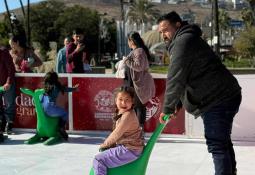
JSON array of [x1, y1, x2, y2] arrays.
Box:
[[13, 74, 185, 134]]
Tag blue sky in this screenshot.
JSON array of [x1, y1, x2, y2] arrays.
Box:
[[0, 0, 44, 13]]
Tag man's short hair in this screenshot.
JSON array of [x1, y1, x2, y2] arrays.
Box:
[[65, 36, 73, 43], [72, 28, 84, 35], [157, 11, 182, 24]]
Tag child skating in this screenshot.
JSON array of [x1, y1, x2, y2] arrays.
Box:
[[40, 71, 78, 140], [93, 86, 144, 175]]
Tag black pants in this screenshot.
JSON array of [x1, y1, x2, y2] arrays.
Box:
[[201, 93, 241, 175], [0, 99, 5, 132], [134, 93, 146, 126]]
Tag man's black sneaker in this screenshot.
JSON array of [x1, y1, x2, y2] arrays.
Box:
[[6, 122, 14, 135], [0, 133, 4, 143]]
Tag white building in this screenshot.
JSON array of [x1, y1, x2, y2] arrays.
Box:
[[149, 0, 162, 3]]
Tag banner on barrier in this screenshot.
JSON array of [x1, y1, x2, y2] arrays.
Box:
[[13, 76, 185, 134], [14, 76, 68, 128]]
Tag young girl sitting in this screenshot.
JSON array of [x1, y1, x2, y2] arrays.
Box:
[[40, 71, 78, 140], [93, 86, 144, 175]]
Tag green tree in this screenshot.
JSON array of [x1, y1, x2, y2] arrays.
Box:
[[0, 14, 11, 46], [218, 10, 231, 31], [54, 5, 117, 62], [29, 0, 65, 58], [0, 21, 9, 46], [0, 0, 117, 61], [54, 5, 102, 57], [218, 9, 231, 44], [126, 0, 160, 26], [54, 5, 99, 44], [233, 27, 255, 66]]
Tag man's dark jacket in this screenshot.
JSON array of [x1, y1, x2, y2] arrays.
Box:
[[163, 23, 241, 117]]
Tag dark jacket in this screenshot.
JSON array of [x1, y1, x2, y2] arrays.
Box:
[[0, 47, 15, 86], [163, 23, 241, 117]]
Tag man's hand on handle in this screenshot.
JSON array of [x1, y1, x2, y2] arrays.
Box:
[[159, 105, 182, 124], [159, 109, 180, 124], [159, 113, 174, 124]]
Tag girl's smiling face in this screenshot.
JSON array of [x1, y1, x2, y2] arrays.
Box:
[[116, 92, 133, 114]]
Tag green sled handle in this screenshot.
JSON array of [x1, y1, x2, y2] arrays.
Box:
[[20, 88, 62, 145], [89, 115, 170, 175]]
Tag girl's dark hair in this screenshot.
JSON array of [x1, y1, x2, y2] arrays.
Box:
[[10, 35, 28, 49], [157, 11, 182, 25], [114, 86, 135, 102], [112, 86, 135, 129], [127, 31, 152, 62], [43, 71, 65, 95]]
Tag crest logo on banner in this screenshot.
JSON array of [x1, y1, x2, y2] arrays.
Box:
[[94, 90, 115, 120], [94, 91, 160, 121], [94, 90, 114, 112]]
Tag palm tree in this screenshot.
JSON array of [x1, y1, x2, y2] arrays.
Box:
[[218, 10, 231, 32], [212, 0, 220, 55], [206, 0, 220, 54], [126, 0, 160, 27]]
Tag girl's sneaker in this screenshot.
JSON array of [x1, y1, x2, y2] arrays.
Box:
[[59, 128, 68, 141]]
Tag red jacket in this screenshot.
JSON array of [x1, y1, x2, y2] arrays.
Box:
[[66, 42, 88, 73], [0, 47, 15, 86]]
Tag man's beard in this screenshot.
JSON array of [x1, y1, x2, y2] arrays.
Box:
[[164, 39, 171, 48]]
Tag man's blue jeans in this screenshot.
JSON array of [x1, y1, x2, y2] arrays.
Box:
[[0, 83, 16, 123], [201, 93, 241, 175]]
